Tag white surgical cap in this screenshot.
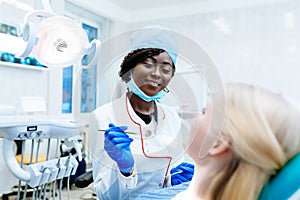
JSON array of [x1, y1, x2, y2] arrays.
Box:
[[130, 25, 179, 65]]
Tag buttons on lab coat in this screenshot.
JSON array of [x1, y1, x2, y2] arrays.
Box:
[[144, 131, 150, 153], [145, 130, 152, 137], [145, 142, 150, 153]]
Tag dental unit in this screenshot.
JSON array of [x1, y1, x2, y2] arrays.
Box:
[[0, 100, 84, 199], [0, 0, 100, 199]]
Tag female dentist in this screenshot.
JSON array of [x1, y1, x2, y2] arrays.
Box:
[[89, 26, 194, 199]]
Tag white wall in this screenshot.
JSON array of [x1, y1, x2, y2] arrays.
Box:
[[0, 63, 49, 113], [0, 62, 65, 115], [127, 0, 300, 106], [1, 0, 299, 112]]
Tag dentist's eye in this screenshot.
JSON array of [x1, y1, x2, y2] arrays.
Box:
[[161, 66, 173, 74], [162, 68, 172, 74], [142, 62, 154, 68]]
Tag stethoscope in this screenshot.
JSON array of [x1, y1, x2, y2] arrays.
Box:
[[125, 94, 173, 188]]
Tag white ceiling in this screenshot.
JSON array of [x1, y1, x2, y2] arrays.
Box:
[[107, 0, 203, 12], [68, 0, 288, 23]]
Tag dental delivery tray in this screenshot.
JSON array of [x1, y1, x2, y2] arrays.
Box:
[[0, 115, 79, 140]]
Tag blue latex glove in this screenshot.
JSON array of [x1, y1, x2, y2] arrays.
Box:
[[104, 123, 134, 174], [170, 162, 194, 186]]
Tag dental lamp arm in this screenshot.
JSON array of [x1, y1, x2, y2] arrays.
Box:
[[36, 0, 54, 13]]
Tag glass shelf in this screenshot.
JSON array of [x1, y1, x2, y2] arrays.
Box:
[[0, 61, 48, 71]]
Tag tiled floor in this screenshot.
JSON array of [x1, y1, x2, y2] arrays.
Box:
[[0, 184, 97, 200], [61, 185, 97, 200]]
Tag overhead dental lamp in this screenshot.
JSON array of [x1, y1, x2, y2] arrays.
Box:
[[0, 0, 100, 68]]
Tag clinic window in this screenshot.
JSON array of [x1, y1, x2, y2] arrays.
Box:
[[61, 23, 98, 114], [62, 66, 73, 113], [81, 23, 97, 113]]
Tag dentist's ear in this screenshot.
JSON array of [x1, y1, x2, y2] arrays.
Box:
[[209, 137, 231, 156]]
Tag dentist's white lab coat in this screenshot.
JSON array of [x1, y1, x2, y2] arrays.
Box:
[[89, 93, 185, 200]]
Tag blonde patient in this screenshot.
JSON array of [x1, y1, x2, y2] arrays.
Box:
[[173, 83, 300, 200]]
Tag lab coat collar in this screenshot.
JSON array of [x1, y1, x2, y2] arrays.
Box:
[[111, 93, 166, 136]]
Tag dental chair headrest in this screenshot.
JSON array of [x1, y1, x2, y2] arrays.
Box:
[[259, 152, 300, 200]]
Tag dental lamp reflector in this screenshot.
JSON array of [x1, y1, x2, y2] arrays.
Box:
[[19, 10, 100, 68], [31, 16, 89, 67]]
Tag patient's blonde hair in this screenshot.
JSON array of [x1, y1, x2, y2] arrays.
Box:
[[208, 83, 300, 200]]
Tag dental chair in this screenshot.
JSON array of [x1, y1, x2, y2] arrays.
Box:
[[259, 152, 300, 200]]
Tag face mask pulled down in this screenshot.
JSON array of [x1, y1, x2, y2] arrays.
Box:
[[126, 78, 166, 102]]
